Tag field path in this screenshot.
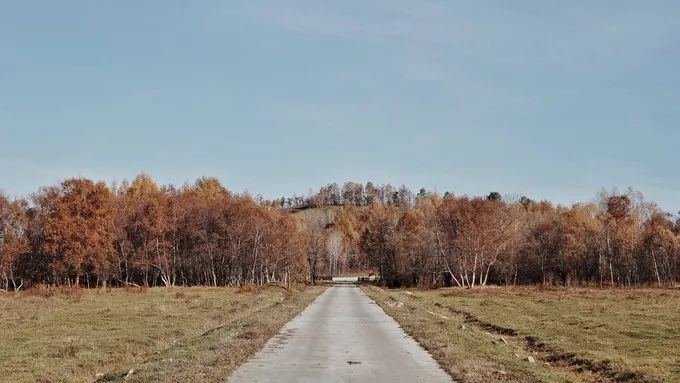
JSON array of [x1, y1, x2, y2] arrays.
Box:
[[228, 283, 452, 382]]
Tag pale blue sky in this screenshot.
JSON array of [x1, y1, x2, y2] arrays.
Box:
[[1, 1, 679, 212]]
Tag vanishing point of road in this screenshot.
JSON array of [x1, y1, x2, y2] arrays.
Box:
[[228, 282, 453, 383]]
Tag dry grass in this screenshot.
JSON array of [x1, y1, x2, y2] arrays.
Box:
[[0, 285, 325, 383], [363, 285, 680, 383]]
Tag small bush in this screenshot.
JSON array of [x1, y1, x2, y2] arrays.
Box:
[[237, 283, 261, 294], [122, 286, 149, 294], [60, 286, 85, 297]]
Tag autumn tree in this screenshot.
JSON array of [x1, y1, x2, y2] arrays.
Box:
[[600, 192, 644, 286], [41, 179, 116, 287], [526, 213, 562, 284], [642, 210, 678, 286], [267, 213, 309, 287], [556, 204, 603, 285], [493, 203, 528, 285], [0, 195, 30, 291], [332, 206, 361, 271], [395, 208, 439, 287], [360, 203, 399, 287], [341, 182, 364, 206], [454, 198, 514, 287], [122, 174, 176, 286]]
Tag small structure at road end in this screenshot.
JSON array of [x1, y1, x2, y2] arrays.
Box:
[[329, 274, 379, 285]]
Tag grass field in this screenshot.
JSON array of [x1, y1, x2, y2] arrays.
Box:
[[0, 285, 325, 383], [363, 286, 680, 383]]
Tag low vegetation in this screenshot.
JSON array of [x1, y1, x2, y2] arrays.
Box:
[[363, 285, 679, 383], [0, 285, 325, 383]]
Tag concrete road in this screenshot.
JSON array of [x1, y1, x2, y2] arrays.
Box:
[[228, 284, 452, 383]]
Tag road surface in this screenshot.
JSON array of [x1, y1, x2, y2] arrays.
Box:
[[228, 283, 452, 382]]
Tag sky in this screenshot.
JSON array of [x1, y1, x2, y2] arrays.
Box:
[[1, 1, 679, 212]]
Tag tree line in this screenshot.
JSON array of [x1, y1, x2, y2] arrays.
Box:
[[275, 182, 679, 288], [1, 177, 679, 290], [0, 175, 308, 290], [271, 181, 420, 209]]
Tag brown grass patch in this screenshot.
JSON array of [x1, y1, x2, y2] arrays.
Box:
[[1, 285, 325, 383], [96, 285, 325, 383], [122, 285, 149, 294], [365, 286, 678, 383]]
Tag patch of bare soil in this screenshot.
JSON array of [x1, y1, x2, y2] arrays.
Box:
[[524, 336, 650, 383], [436, 302, 518, 336]]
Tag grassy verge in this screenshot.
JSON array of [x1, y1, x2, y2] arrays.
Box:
[[362, 286, 679, 383], [0, 285, 325, 383]]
